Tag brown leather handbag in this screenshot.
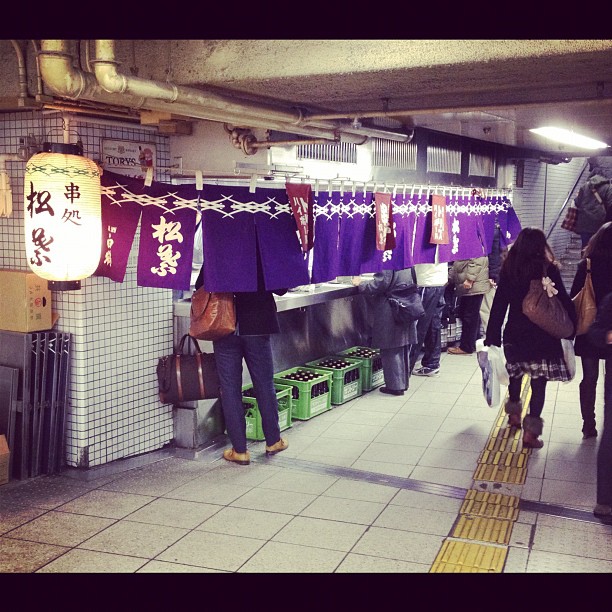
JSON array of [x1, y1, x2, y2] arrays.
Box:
[[522, 275, 574, 340], [189, 287, 236, 341], [157, 334, 221, 404], [572, 258, 597, 336]]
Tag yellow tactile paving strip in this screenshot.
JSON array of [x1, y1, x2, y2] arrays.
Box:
[[430, 540, 508, 573], [430, 375, 531, 573]]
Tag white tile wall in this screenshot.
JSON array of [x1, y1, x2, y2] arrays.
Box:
[[0, 111, 174, 468]]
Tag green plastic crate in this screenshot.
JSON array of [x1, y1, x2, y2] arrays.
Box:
[[273, 367, 332, 420], [241, 383, 293, 441], [305, 356, 363, 405], [337, 346, 384, 392]]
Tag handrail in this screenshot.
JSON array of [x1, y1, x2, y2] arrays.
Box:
[[546, 160, 590, 239]]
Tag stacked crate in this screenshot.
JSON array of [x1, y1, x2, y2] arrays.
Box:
[[337, 346, 383, 392], [241, 383, 293, 441], [273, 367, 332, 420], [305, 356, 363, 405]]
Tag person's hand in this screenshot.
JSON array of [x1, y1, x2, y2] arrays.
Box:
[[607, 330, 612, 345], [489, 278, 496, 287], [352, 276, 362, 286]]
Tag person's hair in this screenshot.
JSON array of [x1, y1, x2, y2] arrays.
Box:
[[583, 221, 612, 261], [501, 227, 557, 283]]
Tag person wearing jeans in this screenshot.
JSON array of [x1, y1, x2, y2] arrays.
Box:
[[409, 261, 447, 376], [587, 291, 612, 517], [195, 248, 288, 466]]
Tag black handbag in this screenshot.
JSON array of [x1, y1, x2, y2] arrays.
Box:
[[157, 334, 221, 404], [387, 270, 425, 324]]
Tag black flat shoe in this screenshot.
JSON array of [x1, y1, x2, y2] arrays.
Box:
[[380, 387, 404, 396]]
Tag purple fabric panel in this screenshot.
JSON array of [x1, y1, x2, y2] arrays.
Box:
[[137, 204, 197, 289], [311, 191, 341, 284], [500, 204, 522, 248], [411, 195, 437, 264], [338, 191, 373, 276], [95, 198, 141, 282], [480, 207, 497, 255], [437, 197, 487, 261], [200, 185, 258, 292], [254, 193, 310, 290], [390, 195, 416, 269]]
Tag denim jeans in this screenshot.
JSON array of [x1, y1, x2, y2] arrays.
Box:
[[213, 333, 281, 453], [597, 355, 612, 505], [580, 356, 600, 431], [409, 286, 445, 372]]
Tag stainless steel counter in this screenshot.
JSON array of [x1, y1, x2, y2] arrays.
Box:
[[173, 282, 359, 317]]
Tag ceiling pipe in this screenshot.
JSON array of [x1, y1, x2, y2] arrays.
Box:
[[38, 40, 412, 145], [90, 40, 411, 144], [10, 40, 30, 101], [305, 97, 612, 123]]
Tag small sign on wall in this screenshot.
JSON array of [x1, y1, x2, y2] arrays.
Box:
[[101, 139, 156, 179]]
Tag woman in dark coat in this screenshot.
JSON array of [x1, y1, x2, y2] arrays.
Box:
[[586, 290, 612, 517], [485, 228, 577, 449], [353, 268, 418, 396], [569, 221, 612, 439]]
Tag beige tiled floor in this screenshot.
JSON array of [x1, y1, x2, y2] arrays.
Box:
[[1, 350, 611, 573]]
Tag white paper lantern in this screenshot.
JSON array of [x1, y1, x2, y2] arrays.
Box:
[[24, 144, 102, 290]]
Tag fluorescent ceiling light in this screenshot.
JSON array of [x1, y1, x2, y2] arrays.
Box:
[[529, 127, 609, 150]]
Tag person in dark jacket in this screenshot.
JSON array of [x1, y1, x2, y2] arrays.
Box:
[[485, 228, 577, 449], [569, 221, 612, 439], [448, 256, 490, 355], [479, 219, 506, 334], [574, 166, 612, 248], [195, 246, 288, 466], [353, 268, 418, 395], [586, 291, 612, 517]]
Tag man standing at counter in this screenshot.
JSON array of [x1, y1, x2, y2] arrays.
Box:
[[353, 268, 418, 395], [195, 247, 289, 466]]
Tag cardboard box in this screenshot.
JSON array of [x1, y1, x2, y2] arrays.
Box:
[[0, 269, 52, 333], [0, 435, 9, 485]]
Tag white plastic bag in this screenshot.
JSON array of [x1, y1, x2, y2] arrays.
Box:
[[476, 339, 509, 408], [561, 338, 576, 382]]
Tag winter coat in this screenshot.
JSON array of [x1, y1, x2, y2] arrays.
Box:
[[574, 173, 612, 234], [570, 256, 612, 359], [587, 291, 612, 355], [487, 223, 504, 282], [485, 262, 577, 362], [357, 268, 418, 349], [449, 257, 491, 297]]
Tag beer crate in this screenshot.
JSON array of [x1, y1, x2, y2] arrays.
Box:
[[305, 356, 363, 405], [337, 346, 384, 392], [241, 383, 293, 441], [273, 367, 332, 420]]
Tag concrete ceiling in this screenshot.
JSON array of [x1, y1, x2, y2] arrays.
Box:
[[3, 39, 612, 159], [153, 39, 612, 157]]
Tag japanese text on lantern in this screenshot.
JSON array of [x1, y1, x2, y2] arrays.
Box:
[[26, 180, 87, 267], [150, 215, 183, 276]]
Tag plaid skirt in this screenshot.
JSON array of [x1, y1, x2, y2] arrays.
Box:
[[505, 358, 571, 382]]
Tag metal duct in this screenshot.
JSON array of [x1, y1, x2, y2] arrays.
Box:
[[37, 40, 411, 145]]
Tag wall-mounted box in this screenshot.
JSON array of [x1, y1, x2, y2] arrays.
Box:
[[0, 269, 52, 333]]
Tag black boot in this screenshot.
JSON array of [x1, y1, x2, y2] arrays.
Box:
[[579, 382, 597, 439]]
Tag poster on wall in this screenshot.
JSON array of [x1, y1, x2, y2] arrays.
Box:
[[101, 139, 156, 179]]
